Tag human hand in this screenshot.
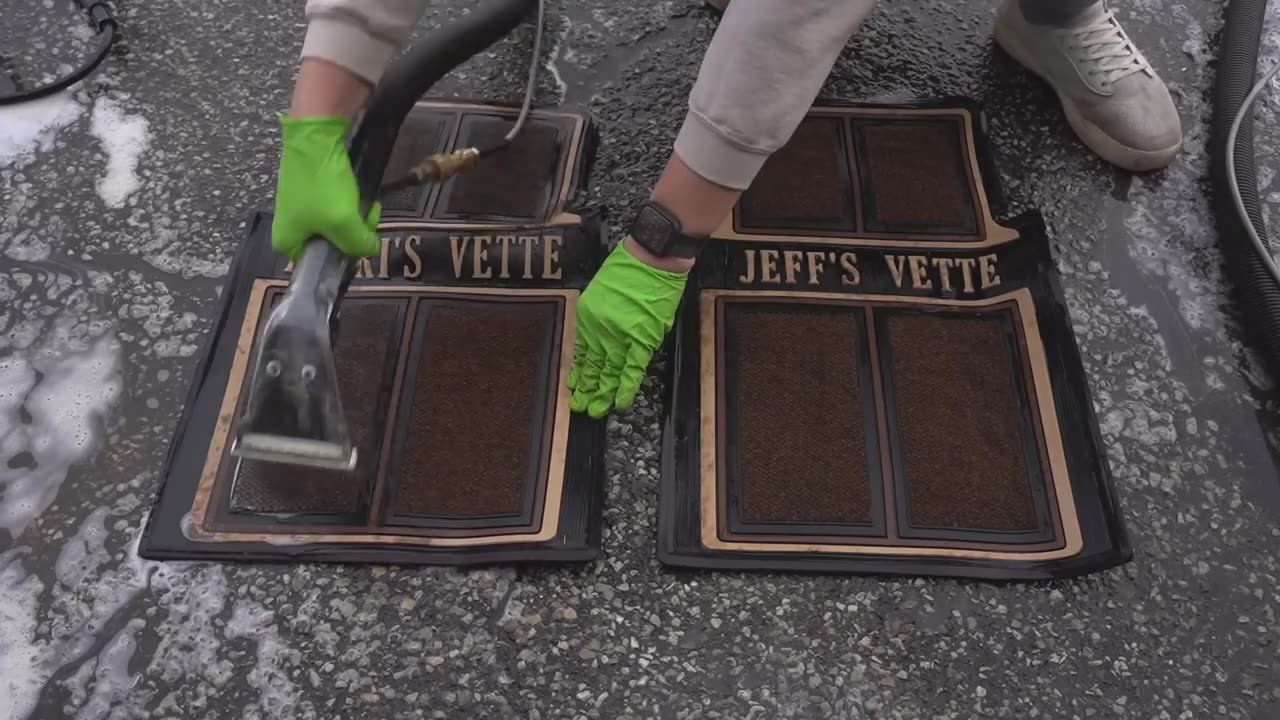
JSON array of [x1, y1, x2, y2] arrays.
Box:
[[566, 241, 689, 418], [270, 115, 381, 262]]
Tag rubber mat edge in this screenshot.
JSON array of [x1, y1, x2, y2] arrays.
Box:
[[139, 210, 273, 558], [1017, 210, 1134, 562]]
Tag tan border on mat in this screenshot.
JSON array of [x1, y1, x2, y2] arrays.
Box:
[[186, 279, 578, 547], [712, 107, 1020, 250], [377, 211, 584, 232], [698, 288, 1084, 561]]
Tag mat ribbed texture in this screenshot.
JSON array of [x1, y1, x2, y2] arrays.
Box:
[[860, 122, 971, 230], [393, 302, 547, 517], [731, 307, 872, 524], [230, 301, 399, 513], [886, 313, 1038, 531], [443, 119, 560, 219], [739, 117, 851, 228]]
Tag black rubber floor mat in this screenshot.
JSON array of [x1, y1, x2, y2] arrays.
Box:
[[660, 100, 1131, 580], [140, 101, 606, 566]]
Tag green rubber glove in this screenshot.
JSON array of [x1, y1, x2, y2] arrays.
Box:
[[567, 242, 688, 418], [271, 114, 381, 262]]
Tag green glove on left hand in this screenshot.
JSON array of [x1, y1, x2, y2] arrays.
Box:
[[567, 242, 688, 418], [271, 114, 382, 262]]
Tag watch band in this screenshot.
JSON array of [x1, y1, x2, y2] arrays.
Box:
[[627, 201, 710, 259]]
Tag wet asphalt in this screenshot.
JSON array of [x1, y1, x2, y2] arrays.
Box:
[[3, 0, 1280, 718]]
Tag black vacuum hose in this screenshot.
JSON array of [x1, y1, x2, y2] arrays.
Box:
[[1212, 0, 1280, 366], [0, 1, 117, 105], [348, 0, 539, 204]]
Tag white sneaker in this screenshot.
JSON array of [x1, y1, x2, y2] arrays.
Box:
[[994, 0, 1182, 172]]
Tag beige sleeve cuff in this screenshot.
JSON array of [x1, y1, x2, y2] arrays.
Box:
[[672, 109, 771, 192], [300, 17, 399, 86]]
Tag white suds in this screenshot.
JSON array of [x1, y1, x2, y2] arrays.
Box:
[[0, 511, 153, 720], [544, 15, 571, 103], [0, 514, 200, 720], [73, 619, 144, 720], [0, 90, 84, 167], [0, 550, 45, 720], [0, 334, 123, 536], [55, 506, 111, 591], [146, 563, 234, 690], [89, 98, 151, 209], [226, 600, 304, 720]]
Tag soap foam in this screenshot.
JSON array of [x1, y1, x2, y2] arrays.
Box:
[[0, 333, 123, 536], [89, 97, 151, 209], [0, 90, 84, 167]]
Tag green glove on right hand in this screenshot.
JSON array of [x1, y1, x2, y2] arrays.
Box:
[[271, 114, 381, 262], [567, 242, 689, 419]]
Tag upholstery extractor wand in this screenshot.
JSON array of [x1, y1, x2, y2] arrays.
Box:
[[231, 0, 543, 470]]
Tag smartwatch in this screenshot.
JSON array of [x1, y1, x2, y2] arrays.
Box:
[[628, 201, 710, 259]]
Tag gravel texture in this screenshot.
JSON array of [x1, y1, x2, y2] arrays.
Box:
[[3, 0, 1280, 718]]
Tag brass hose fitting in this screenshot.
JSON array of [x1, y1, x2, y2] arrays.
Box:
[[379, 147, 480, 193], [415, 147, 480, 181]]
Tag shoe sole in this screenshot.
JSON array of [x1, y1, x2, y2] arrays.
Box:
[[992, 16, 1181, 173]]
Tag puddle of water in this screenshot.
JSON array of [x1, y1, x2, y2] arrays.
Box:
[[1097, 197, 1207, 377], [0, 502, 148, 720], [0, 502, 258, 720]]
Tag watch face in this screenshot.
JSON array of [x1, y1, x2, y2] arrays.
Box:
[[630, 202, 707, 258], [633, 204, 675, 254]]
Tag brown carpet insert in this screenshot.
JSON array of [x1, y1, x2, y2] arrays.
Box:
[[391, 301, 550, 518], [728, 306, 872, 525], [855, 120, 977, 234], [738, 117, 855, 231], [439, 118, 562, 221], [230, 299, 401, 515], [882, 311, 1039, 532]]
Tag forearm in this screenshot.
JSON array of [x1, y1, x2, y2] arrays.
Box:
[[289, 59, 372, 118], [673, 0, 877, 192], [625, 153, 737, 273], [292, 0, 432, 116], [633, 0, 877, 272]]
